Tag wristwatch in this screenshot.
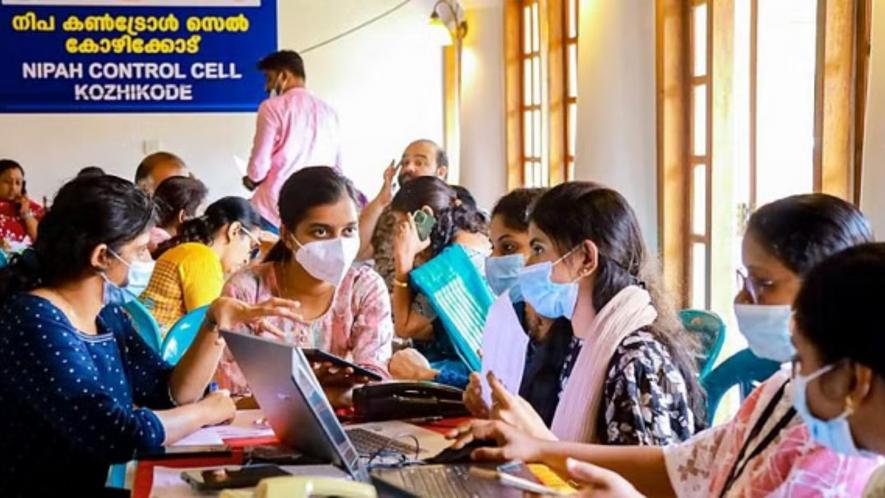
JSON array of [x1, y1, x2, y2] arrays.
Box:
[[242, 176, 263, 191]]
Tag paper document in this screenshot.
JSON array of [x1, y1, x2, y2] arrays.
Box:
[[170, 428, 224, 447], [480, 293, 529, 405], [170, 410, 273, 447]]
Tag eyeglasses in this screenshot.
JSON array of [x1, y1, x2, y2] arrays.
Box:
[[736, 268, 777, 304], [241, 227, 261, 250]]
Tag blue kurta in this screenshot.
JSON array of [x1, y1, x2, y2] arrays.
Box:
[[0, 293, 174, 496]]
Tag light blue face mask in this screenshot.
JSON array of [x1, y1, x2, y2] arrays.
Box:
[[101, 248, 141, 306], [485, 254, 525, 301], [517, 251, 580, 320], [791, 364, 877, 458], [734, 303, 796, 363]]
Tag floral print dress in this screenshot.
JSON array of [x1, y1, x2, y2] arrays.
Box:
[[597, 328, 698, 445]]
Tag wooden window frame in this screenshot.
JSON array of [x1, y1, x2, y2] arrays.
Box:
[[505, 0, 578, 189]]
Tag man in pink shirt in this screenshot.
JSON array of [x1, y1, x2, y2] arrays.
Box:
[[243, 50, 342, 233]]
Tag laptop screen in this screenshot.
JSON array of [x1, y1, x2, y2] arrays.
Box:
[[291, 349, 362, 477]]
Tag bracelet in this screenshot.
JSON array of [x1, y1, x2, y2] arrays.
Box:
[[393, 278, 409, 289], [21, 211, 33, 220]]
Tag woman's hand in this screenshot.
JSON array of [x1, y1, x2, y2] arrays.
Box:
[[199, 389, 236, 426], [567, 459, 645, 498], [17, 195, 33, 220], [393, 213, 430, 279], [463, 373, 490, 418], [486, 372, 557, 441], [208, 297, 302, 336], [389, 348, 439, 381], [376, 160, 398, 207], [446, 419, 547, 463], [311, 362, 373, 387]]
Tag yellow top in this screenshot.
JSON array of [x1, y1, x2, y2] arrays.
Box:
[[139, 242, 223, 336]]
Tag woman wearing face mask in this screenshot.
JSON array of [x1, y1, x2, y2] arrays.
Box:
[[140, 196, 261, 334], [450, 193, 877, 497], [385, 177, 490, 388], [0, 175, 300, 496], [461, 188, 582, 427], [0, 158, 43, 251], [479, 182, 703, 444], [149, 176, 209, 255], [216, 167, 392, 406], [734, 193, 873, 364]]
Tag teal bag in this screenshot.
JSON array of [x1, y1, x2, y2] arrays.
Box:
[[409, 244, 494, 372]]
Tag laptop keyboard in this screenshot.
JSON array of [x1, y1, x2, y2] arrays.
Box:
[[346, 427, 417, 456], [395, 465, 499, 498]]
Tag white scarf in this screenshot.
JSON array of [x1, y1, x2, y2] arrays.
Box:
[[551, 285, 657, 442]]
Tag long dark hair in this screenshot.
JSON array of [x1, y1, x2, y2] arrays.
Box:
[[530, 181, 706, 425], [153, 176, 209, 229], [389, 177, 487, 257], [154, 196, 259, 258], [264, 166, 359, 263], [0, 175, 154, 302], [747, 193, 873, 277], [794, 242, 885, 375]]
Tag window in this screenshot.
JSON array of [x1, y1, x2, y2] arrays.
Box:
[[688, 0, 711, 310], [520, 0, 545, 188], [659, 0, 868, 316], [564, 0, 579, 179], [506, 0, 579, 189]]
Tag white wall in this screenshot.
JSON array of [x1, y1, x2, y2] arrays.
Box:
[[862, 0, 885, 237], [0, 0, 444, 203], [459, 0, 507, 211], [573, 0, 658, 249]]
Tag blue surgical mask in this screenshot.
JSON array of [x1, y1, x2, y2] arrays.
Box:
[[125, 259, 155, 297], [791, 364, 877, 458], [734, 303, 796, 363], [101, 249, 138, 306], [518, 253, 580, 320], [485, 254, 525, 300]]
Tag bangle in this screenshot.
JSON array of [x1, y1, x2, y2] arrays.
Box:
[[21, 211, 33, 220], [393, 278, 409, 289]]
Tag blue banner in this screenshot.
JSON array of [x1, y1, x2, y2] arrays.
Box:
[[0, 0, 277, 113]]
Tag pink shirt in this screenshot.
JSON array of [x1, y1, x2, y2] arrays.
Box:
[[664, 370, 881, 497], [215, 262, 392, 395], [247, 87, 342, 226]]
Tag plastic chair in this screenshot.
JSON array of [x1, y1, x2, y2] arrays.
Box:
[[409, 244, 495, 372], [123, 298, 163, 353], [161, 305, 210, 365], [702, 348, 781, 425], [679, 309, 726, 379], [0, 250, 8, 269]]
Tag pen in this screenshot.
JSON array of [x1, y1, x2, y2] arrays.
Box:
[[401, 415, 444, 424], [208, 381, 218, 393], [469, 467, 565, 496]]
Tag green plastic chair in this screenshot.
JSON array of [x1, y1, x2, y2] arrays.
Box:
[[679, 309, 726, 379], [161, 305, 209, 365], [123, 298, 163, 353], [702, 348, 781, 425]]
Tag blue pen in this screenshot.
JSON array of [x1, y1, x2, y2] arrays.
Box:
[[208, 381, 218, 393]]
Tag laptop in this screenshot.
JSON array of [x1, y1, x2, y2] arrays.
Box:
[[220, 329, 449, 461], [221, 330, 549, 498]]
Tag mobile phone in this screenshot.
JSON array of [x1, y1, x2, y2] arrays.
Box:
[[20, 180, 27, 196], [136, 444, 232, 460], [181, 464, 290, 491], [302, 348, 383, 382], [412, 210, 436, 242]]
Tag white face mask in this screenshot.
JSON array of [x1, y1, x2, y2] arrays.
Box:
[[734, 303, 796, 363], [293, 236, 360, 285]]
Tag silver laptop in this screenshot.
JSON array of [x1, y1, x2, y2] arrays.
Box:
[[221, 330, 549, 498]]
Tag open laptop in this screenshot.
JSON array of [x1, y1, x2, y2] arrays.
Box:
[[221, 330, 550, 498]]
